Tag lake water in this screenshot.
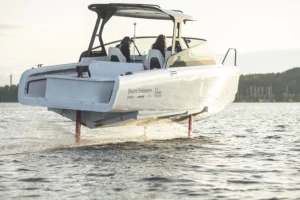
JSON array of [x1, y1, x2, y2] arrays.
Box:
[[0, 103, 299, 200]]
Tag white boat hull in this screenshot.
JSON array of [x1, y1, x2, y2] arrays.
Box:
[[18, 60, 239, 128]]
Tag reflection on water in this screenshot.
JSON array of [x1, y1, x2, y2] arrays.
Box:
[[0, 103, 300, 199]]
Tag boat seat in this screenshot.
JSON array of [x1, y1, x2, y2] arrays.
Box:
[[145, 49, 165, 70], [165, 51, 172, 63], [108, 47, 126, 62]]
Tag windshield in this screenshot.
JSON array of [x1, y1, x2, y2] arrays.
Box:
[[166, 41, 217, 68], [91, 36, 205, 56]]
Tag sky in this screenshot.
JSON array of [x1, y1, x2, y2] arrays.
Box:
[[0, 0, 300, 86]]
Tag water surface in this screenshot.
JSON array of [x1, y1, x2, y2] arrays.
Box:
[[0, 103, 299, 199]]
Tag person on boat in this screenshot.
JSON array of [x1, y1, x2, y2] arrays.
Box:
[[116, 36, 132, 62], [151, 34, 166, 57], [167, 41, 182, 53]]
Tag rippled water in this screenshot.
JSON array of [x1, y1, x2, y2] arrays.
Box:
[[0, 103, 300, 200]]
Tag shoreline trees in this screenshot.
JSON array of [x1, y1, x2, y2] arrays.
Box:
[[235, 67, 300, 102]]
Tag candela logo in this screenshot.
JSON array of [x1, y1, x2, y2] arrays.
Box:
[[154, 88, 162, 97]]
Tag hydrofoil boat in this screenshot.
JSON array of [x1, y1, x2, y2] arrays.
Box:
[[18, 3, 240, 143]]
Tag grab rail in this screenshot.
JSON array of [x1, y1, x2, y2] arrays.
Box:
[[222, 48, 237, 66]]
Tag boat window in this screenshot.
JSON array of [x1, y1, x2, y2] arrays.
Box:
[[184, 38, 206, 48], [129, 37, 175, 56], [179, 39, 188, 50], [131, 38, 155, 55], [166, 42, 216, 68], [92, 37, 101, 51], [127, 37, 191, 55], [103, 41, 122, 51], [99, 37, 177, 56], [91, 39, 121, 53], [90, 37, 206, 57]]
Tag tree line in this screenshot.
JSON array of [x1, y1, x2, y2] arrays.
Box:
[[235, 67, 300, 102], [1, 67, 300, 103], [0, 85, 18, 102]]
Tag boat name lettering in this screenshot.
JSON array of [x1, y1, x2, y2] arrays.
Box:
[[128, 88, 153, 94]]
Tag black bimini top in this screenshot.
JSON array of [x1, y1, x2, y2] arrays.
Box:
[[88, 3, 195, 21]]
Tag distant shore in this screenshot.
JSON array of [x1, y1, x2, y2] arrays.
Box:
[[0, 85, 18, 103], [235, 67, 300, 102]]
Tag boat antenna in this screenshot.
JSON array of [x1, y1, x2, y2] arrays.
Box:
[[133, 22, 136, 62]]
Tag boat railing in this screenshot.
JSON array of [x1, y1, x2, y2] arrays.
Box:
[[222, 48, 237, 66]]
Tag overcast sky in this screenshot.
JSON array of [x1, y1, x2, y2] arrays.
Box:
[[0, 0, 300, 86]]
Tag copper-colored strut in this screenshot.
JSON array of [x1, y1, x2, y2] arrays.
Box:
[[188, 115, 193, 138], [75, 72, 83, 144]]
